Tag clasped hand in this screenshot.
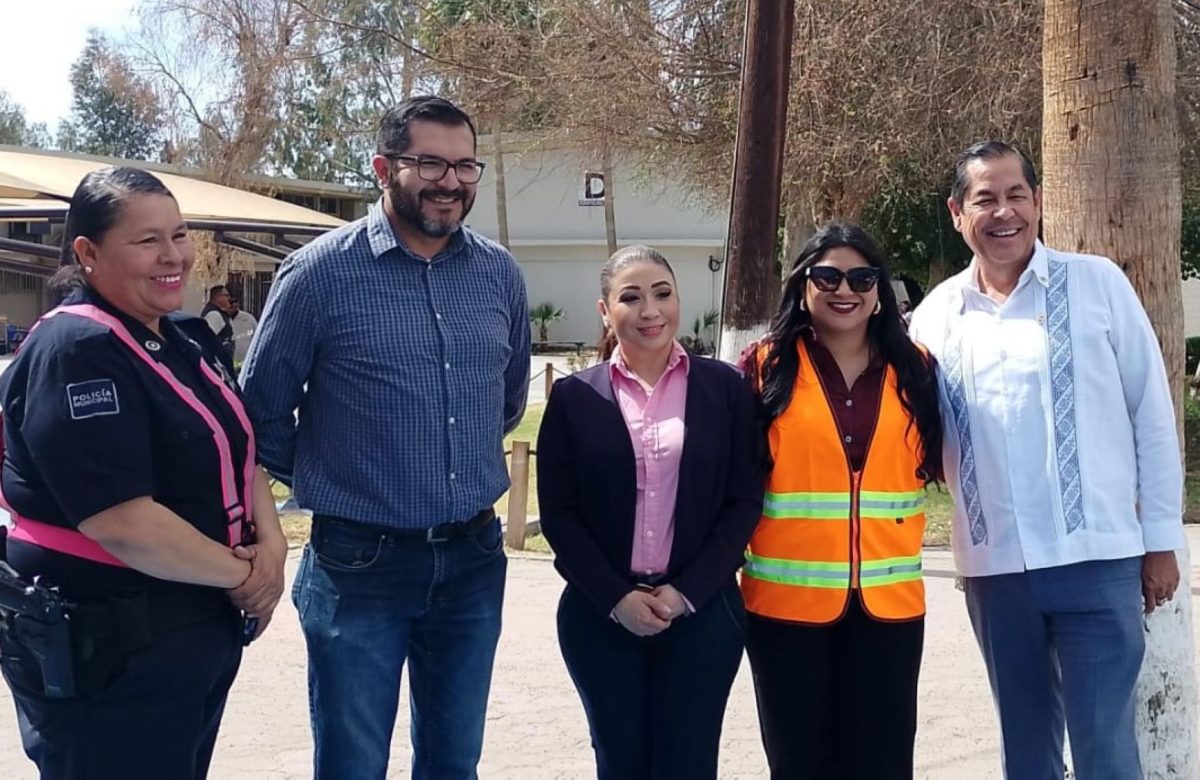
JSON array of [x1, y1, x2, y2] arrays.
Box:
[[228, 541, 286, 639], [612, 584, 690, 637]]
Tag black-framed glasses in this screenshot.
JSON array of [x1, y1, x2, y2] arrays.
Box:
[[384, 154, 487, 184], [806, 266, 881, 293]]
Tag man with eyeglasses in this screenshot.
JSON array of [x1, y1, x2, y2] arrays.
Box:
[[241, 95, 530, 779], [909, 141, 1183, 779]]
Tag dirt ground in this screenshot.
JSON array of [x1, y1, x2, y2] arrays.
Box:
[[1, 549, 1197, 779]]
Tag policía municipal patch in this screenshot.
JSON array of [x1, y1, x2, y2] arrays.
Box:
[[66, 379, 121, 420]]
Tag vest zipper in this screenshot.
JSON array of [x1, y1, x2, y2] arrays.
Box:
[[850, 470, 862, 587]]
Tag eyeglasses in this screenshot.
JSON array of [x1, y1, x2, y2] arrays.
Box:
[[806, 266, 881, 293], [383, 154, 487, 184]]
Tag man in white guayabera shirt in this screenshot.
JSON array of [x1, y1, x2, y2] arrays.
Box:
[[909, 140, 1185, 780]]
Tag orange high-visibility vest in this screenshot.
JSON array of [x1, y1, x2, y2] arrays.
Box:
[[741, 341, 926, 624]]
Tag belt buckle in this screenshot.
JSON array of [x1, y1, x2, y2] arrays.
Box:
[[425, 525, 447, 544]]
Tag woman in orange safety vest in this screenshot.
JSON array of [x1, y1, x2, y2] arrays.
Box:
[[740, 222, 943, 779]]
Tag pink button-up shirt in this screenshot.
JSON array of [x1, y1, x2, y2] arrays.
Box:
[[609, 342, 690, 576]]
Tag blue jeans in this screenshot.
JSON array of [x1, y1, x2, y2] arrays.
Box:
[[293, 514, 507, 780], [963, 557, 1145, 780]]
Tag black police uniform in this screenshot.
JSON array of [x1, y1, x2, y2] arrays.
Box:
[[0, 286, 252, 780]]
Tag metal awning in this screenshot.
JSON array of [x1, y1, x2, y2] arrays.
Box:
[[0, 148, 348, 274]]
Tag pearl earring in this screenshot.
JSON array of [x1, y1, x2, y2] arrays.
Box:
[[83, 265, 94, 275]]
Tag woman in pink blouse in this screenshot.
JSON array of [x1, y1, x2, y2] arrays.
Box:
[[537, 245, 763, 779]]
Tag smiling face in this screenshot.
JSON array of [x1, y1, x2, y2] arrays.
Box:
[[804, 246, 880, 338], [598, 259, 680, 364], [373, 119, 477, 242], [75, 193, 194, 328], [949, 153, 1042, 273]]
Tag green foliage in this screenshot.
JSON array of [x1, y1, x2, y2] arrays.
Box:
[[59, 33, 161, 160], [529, 301, 565, 342], [859, 165, 972, 287], [0, 92, 50, 148], [266, 2, 417, 184], [680, 308, 719, 356], [1187, 336, 1200, 377], [1185, 392, 1200, 422], [1184, 201, 1200, 280]]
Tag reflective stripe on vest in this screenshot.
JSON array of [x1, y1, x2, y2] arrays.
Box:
[[3, 304, 254, 566], [741, 341, 926, 624], [744, 552, 923, 590], [763, 489, 925, 520]]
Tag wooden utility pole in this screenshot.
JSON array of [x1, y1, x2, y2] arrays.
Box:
[[717, 0, 796, 361], [1043, 1, 1196, 774]]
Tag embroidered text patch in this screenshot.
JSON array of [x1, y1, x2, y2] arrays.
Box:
[[66, 379, 121, 420]]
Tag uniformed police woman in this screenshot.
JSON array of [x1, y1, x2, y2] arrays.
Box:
[[0, 167, 286, 779]]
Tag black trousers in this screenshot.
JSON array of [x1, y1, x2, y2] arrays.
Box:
[[557, 581, 746, 780], [2, 611, 243, 780], [745, 594, 924, 780]]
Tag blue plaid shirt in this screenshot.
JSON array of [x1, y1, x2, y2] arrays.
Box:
[[240, 200, 531, 528]]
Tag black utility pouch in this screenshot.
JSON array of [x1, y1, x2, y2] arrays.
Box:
[[68, 590, 154, 697]]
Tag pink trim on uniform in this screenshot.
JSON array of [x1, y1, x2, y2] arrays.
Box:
[[40, 305, 251, 548], [609, 341, 690, 577], [195, 357, 256, 531], [9, 515, 129, 568]]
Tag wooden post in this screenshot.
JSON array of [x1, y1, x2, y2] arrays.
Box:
[[504, 440, 531, 551], [717, 0, 796, 361], [544, 361, 554, 399]]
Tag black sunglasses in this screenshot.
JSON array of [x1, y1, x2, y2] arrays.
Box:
[[806, 266, 881, 293]]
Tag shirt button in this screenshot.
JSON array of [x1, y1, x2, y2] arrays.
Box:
[[646, 530, 654, 538], [435, 313, 443, 320], [845, 399, 853, 407], [449, 417, 456, 424], [444, 362, 451, 370], [649, 490, 657, 498], [844, 435, 853, 443], [449, 472, 456, 480]]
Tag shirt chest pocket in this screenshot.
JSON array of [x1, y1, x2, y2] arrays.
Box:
[[153, 422, 222, 497]]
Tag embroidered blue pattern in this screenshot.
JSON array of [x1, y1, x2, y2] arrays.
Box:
[[1047, 259, 1085, 533], [943, 322, 988, 545]]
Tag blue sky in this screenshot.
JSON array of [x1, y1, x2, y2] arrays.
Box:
[[0, 0, 138, 131]]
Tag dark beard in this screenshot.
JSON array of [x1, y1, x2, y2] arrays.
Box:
[[388, 183, 473, 239]]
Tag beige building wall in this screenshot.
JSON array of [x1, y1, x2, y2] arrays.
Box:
[[470, 135, 728, 344], [1184, 278, 1200, 337]]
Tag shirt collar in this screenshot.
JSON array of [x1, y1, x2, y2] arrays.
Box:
[[365, 197, 470, 264], [609, 340, 691, 384], [800, 326, 885, 370], [67, 285, 185, 354], [958, 239, 1050, 309]]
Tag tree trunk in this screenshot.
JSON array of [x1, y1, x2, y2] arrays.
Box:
[[493, 129, 511, 250], [602, 147, 618, 257], [718, 0, 795, 361], [1043, 2, 1196, 776]]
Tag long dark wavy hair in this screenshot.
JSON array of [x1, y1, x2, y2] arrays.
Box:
[[754, 222, 943, 483]]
